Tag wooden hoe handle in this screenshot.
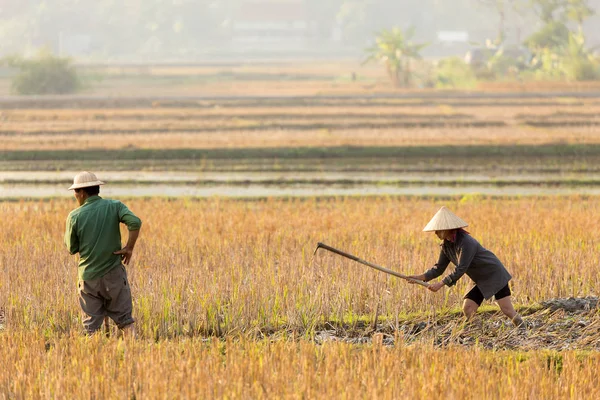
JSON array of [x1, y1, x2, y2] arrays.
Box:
[[314, 242, 430, 288]]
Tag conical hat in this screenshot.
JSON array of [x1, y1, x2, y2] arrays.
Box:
[[423, 206, 468, 232], [68, 171, 106, 190]]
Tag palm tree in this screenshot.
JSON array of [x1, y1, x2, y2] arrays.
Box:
[[363, 26, 429, 87]]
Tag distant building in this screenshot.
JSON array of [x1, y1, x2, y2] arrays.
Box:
[[230, 0, 316, 52], [437, 31, 469, 43]]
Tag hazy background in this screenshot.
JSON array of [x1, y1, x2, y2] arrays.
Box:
[[2, 0, 600, 62]]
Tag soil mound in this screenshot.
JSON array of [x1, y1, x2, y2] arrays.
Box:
[[540, 296, 598, 312]]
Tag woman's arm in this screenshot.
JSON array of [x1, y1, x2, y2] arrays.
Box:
[[423, 250, 451, 281], [406, 249, 451, 283], [442, 238, 477, 286]]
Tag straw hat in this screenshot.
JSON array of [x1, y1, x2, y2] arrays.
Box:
[[68, 171, 105, 190], [423, 206, 468, 232]]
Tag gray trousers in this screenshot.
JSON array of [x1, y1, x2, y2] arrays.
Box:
[[78, 264, 135, 333]]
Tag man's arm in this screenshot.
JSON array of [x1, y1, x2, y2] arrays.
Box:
[[64, 215, 79, 255], [114, 229, 140, 265], [118, 202, 142, 231], [113, 202, 142, 264]]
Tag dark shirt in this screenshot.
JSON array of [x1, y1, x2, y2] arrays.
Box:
[[423, 231, 512, 299]]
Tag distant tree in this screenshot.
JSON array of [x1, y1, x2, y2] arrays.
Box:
[[530, 0, 566, 22], [523, 0, 599, 81], [524, 20, 570, 50], [561, 30, 600, 80], [524, 0, 596, 51], [3, 50, 80, 95], [435, 57, 478, 88], [524, 0, 570, 50], [363, 26, 428, 87], [564, 0, 594, 34], [477, 0, 510, 45], [477, 0, 541, 44]]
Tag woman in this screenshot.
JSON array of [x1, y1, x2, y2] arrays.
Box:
[[408, 206, 524, 327]]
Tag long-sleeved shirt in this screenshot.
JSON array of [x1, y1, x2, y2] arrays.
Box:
[[423, 231, 511, 299], [65, 196, 142, 281]]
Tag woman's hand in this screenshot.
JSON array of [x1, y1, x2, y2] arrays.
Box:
[[427, 281, 445, 292]]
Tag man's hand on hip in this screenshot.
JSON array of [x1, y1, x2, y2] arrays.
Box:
[[115, 229, 140, 265], [114, 246, 134, 265]]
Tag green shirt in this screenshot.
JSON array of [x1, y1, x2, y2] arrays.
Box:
[[64, 196, 142, 281]]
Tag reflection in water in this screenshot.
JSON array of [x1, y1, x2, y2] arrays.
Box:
[[2, 170, 597, 198], [0, 170, 593, 183]]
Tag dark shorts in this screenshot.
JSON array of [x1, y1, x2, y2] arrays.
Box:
[[78, 264, 135, 333], [464, 284, 511, 306]]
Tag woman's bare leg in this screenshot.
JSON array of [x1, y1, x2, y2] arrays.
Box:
[[497, 296, 517, 318], [497, 296, 524, 327], [462, 299, 480, 320]]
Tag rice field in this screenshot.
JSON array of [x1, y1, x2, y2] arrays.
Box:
[[2, 94, 600, 154], [3, 75, 600, 397], [4, 335, 600, 399], [3, 93, 600, 199], [2, 196, 600, 398], [6, 334, 600, 399], [2, 196, 598, 333], [4, 126, 599, 152]]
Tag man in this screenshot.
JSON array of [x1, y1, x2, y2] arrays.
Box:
[[64, 171, 142, 337]]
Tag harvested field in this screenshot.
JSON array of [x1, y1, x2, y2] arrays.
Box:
[[312, 297, 600, 351], [3, 334, 600, 399], [3, 101, 600, 155], [1, 196, 598, 337], [3, 86, 600, 398], [0, 107, 479, 121], [3, 92, 600, 110], [3, 95, 600, 199], [3, 196, 600, 397], [3, 126, 599, 151]]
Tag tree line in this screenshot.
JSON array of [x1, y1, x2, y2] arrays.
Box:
[[365, 0, 600, 86], [3, 0, 590, 59]]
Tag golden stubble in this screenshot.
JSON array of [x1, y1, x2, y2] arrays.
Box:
[[1, 196, 599, 398]]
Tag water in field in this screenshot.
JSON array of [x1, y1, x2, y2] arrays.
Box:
[[4, 183, 600, 198], [0, 170, 587, 183], [1, 170, 599, 198]]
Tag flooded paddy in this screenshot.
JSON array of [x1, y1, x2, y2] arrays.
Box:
[[2, 170, 594, 183], [5, 184, 600, 198], [4, 92, 600, 199], [2, 170, 599, 198]]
